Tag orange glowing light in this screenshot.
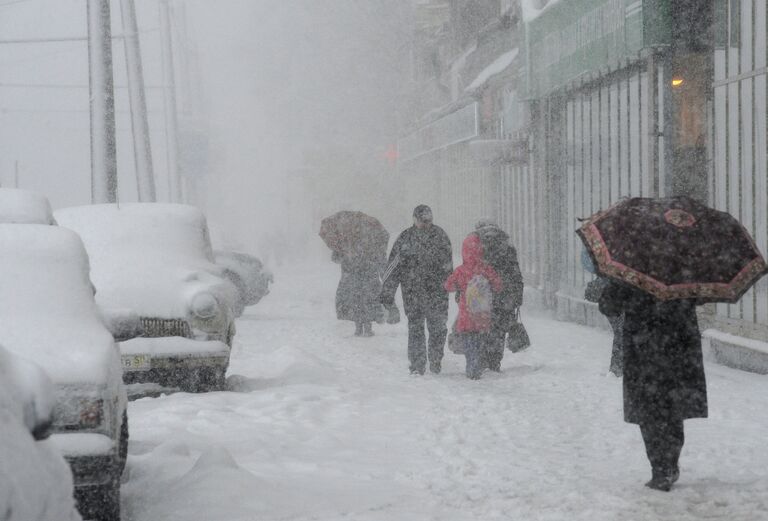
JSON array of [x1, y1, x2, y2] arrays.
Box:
[[671, 77, 685, 87]]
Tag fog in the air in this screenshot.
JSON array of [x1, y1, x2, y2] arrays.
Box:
[[0, 0, 410, 260]]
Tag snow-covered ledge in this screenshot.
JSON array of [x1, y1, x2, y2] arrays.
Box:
[[702, 329, 768, 375], [554, 291, 611, 330]]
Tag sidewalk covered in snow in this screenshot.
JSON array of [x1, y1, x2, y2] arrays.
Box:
[[122, 261, 768, 521]]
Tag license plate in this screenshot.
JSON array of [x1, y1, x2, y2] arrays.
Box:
[[122, 354, 151, 371]]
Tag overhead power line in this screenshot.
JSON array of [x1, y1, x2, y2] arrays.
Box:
[[0, 0, 34, 8], [0, 28, 158, 45], [0, 81, 166, 89]]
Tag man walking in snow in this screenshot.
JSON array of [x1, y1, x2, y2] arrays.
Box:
[[381, 205, 453, 375]]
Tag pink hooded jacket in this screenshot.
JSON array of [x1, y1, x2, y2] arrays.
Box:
[[444, 233, 502, 332]]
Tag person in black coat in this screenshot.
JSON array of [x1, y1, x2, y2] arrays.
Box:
[[333, 246, 385, 337], [582, 248, 623, 376], [474, 218, 524, 371], [380, 205, 453, 375], [598, 281, 708, 492]]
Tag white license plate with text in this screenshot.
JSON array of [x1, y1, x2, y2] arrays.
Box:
[[122, 354, 151, 371]]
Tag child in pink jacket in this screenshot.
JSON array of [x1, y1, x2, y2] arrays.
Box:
[[444, 233, 502, 379]]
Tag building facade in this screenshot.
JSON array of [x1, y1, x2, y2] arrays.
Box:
[[398, 0, 768, 372]]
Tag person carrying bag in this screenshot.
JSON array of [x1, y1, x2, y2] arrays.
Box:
[[505, 307, 530, 353], [474, 219, 527, 369]]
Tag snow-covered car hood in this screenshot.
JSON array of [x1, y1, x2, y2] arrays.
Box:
[[0, 225, 119, 386], [55, 203, 238, 319], [93, 260, 237, 319]]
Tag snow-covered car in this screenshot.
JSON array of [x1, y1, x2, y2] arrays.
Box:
[[0, 187, 56, 224], [55, 203, 239, 392], [214, 250, 274, 315], [0, 345, 55, 441], [0, 188, 143, 343], [0, 347, 82, 521], [0, 224, 128, 521]]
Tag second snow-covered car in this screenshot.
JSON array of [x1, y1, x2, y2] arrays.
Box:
[[0, 224, 128, 521], [214, 250, 273, 315], [55, 203, 238, 392]]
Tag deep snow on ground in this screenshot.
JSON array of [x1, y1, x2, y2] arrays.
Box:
[[122, 260, 768, 521]]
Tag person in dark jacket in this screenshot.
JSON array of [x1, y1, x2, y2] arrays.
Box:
[[381, 205, 453, 375], [598, 281, 708, 492], [332, 246, 385, 337], [582, 248, 623, 376], [474, 218, 524, 371]]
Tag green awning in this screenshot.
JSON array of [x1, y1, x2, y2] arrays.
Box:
[[524, 0, 671, 97]]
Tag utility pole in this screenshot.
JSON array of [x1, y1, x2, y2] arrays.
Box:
[[87, 0, 118, 203], [159, 0, 182, 203], [120, 0, 156, 202]]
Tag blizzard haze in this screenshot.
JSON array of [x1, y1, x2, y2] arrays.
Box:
[[0, 0, 411, 260], [162, 0, 412, 258]]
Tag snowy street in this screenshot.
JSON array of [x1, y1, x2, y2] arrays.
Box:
[[122, 261, 768, 521]]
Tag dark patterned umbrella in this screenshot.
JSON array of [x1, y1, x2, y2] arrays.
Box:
[[319, 211, 389, 259], [576, 196, 767, 303]]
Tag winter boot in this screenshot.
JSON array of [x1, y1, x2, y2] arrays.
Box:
[[645, 468, 674, 492], [354, 322, 363, 336], [362, 322, 374, 337], [669, 465, 680, 484]]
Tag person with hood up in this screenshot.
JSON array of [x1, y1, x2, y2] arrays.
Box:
[[444, 233, 502, 379], [474, 218, 524, 371], [381, 205, 453, 375]]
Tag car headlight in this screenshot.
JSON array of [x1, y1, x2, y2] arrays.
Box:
[[191, 292, 220, 319]]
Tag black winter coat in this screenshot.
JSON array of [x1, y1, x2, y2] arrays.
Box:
[[333, 250, 383, 323], [598, 281, 708, 425], [474, 226, 524, 330], [381, 224, 452, 318], [585, 276, 624, 375]]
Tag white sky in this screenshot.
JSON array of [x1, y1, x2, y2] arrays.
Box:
[[0, 0, 408, 255]]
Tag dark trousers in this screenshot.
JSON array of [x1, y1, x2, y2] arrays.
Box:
[[639, 419, 685, 473], [486, 328, 506, 370], [407, 309, 447, 373], [462, 333, 485, 379]]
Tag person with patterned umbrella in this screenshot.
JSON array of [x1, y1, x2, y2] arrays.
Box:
[[577, 196, 767, 492]]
